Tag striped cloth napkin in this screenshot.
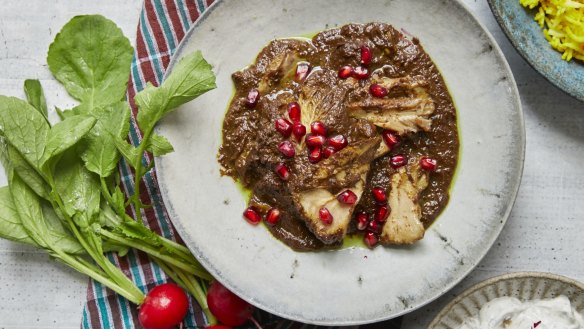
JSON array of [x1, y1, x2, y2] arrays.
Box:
[[81, 1, 403, 328]]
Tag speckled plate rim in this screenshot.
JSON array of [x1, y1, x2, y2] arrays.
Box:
[[487, 0, 584, 103], [428, 272, 584, 328], [155, 0, 526, 325]]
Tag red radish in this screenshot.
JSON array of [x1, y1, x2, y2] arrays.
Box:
[[367, 219, 380, 233], [360, 45, 372, 65], [138, 283, 189, 329], [390, 154, 407, 168], [374, 205, 389, 223], [245, 89, 260, 108], [243, 207, 261, 225], [328, 134, 348, 151], [355, 211, 369, 230], [371, 187, 387, 204], [310, 121, 327, 136], [295, 62, 311, 82], [292, 122, 307, 141], [207, 281, 254, 327], [278, 141, 295, 158], [275, 118, 293, 137], [382, 130, 400, 149], [352, 66, 369, 80], [337, 190, 358, 204], [305, 134, 326, 148], [287, 102, 301, 122], [323, 146, 336, 159], [319, 207, 333, 224], [265, 208, 281, 225], [369, 84, 388, 98], [275, 163, 290, 180], [364, 231, 378, 248], [308, 147, 322, 164], [420, 157, 437, 172], [338, 65, 353, 79]]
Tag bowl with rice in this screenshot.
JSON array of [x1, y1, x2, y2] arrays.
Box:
[[488, 0, 584, 102]]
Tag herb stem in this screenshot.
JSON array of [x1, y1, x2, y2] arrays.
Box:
[[53, 250, 144, 305], [131, 126, 155, 223], [47, 180, 143, 301], [170, 264, 216, 325], [100, 229, 212, 280]]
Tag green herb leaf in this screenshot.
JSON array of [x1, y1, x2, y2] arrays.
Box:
[[80, 102, 130, 178], [135, 51, 216, 133], [113, 138, 140, 167], [53, 151, 101, 227], [47, 15, 133, 110], [0, 96, 49, 168], [0, 186, 37, 245], [115, 220, 163, 248], [1, 144, 50, 200], [41, 115, 96, 167], [41, 203, 85, 255], [23, 79, 48, 121], [147, 133, 174, 156], [9, 173, 84, 254], [110, 186, 126, 216]]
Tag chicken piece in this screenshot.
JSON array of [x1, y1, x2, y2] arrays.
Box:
[[257, 51, 299, 93], [380, 162, 429, 245], [348, 75, 435, 135], [293, 174, 366, 244]]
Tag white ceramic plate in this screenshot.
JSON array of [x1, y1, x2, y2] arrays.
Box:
[[155, 0, 525, 325], [428, 272, 584, 328]]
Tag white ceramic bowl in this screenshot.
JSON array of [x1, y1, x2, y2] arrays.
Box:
[[156, 0, 525, 324], [429, 272, 584, 329]]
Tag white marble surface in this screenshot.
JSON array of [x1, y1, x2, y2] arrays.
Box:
[[0, 0, 582, 328]]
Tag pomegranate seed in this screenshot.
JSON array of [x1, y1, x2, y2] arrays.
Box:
[[364, 232, 378, 248], [310, 121, 327, 136], [319, 207, 333, 225], [327, 134, 348, 151], [355, 211, 369, 230], [360, 45, 372, 65], [420, 157, 437, 172], [305, 133, 326, 148], [245, 89, 260, 108], [265, 208, 281, 225], [367, 220, 380, 233], [275, 162, 290, 180], [243, 206, 261, 225], [382, 130, 400, 149], [323, 146, 336, 159], [369, 84, 388, 98], [390, 154, 407, 168], [337, 190, 358, 205], [292, 122, 307, 141], [374, 205, 390, 223], [295, 62, 311, 82], [338, 65, 353, 79], [352, 66, 369, 80], [287, 102, 301, 122], [308, 147, 322, 164], [275, 118, 293, 137], [278, 141, 295, 158], [371, 186, 387, 204]]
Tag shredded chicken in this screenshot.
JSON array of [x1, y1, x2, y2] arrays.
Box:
[[293, 176, 366, 244], [380, 162, 429, 245], [257, 51, 299, 93], [348, 75, 435, 135]]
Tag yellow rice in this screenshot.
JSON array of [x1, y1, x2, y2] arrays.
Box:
[[519, 0, 584, 62]]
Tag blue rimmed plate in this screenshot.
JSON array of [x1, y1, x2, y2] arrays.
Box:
[[488, 0, 584, 102]]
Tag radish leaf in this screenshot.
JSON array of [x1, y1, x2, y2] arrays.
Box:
[[47, 15, 133, 110]]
